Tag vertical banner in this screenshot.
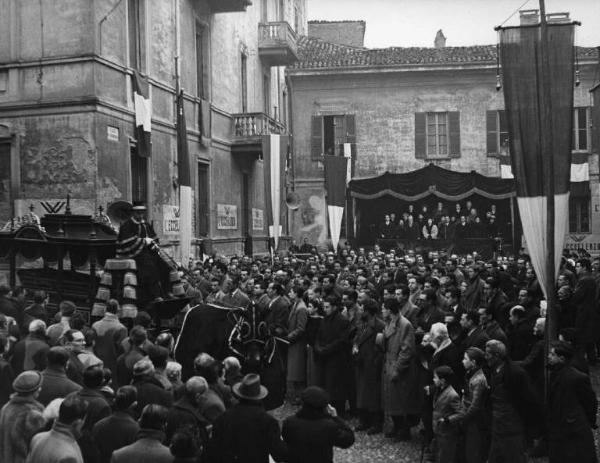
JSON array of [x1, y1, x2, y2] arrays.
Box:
[[132, 70, 152, 158], [262, 135, 288, 251], [342, 143, 356, 185], [592, 84, 600, 152], [324, 155, 348, 252], [499, 22, 576, 297], [177, 90, 191, 266]]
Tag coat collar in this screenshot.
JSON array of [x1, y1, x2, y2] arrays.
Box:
[[434, 337, 452, 355], [136, 428, 166, 443]]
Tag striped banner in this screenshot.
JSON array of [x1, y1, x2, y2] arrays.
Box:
[[500, 154, 589, 182], [262, 135, 289, 251], [132, 71, 152, 158]]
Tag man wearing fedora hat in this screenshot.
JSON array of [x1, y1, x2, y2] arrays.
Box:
[[206, 373, 287, 463], [0, 371, 46, 463]]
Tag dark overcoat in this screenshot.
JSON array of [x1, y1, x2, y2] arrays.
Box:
[[572, 275, 600, 345], [314, 310, 351, 402], [286, 300, 308, 382], [353, 315, 384, 411], [265, 296, 291, 337], [282, 407, 355, 463], [381, 314, 420, 415], [547, 364, 598, 463], [206, 402, 287, 463]]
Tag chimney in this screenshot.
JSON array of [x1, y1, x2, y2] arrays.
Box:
[[520, 9, 571, 25], [519, 9, 540, 25], [434, 29, 446, 48], [546, 12, 570, 24], [308, 21, 366, 47]]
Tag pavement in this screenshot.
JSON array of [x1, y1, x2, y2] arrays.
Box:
[[270, 363, 600, 462]]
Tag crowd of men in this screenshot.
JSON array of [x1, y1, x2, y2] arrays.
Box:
[[0, 241, 598, 463], [376, 201, 501, 240]]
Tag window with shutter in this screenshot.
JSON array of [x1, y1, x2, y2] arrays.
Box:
[[128, 0, 146, 72], [195, 21, 209, 100], [345, 115, 356, 144], [569, 194, 591, 233], [311, 116, 323, 160], [572, 107, 590, 152], [415, 112, 427, 159], [448, 111, 460, 158], [486, 110, 509, 155], [418, 112, 459, 159], [130, 144, 148, 204]]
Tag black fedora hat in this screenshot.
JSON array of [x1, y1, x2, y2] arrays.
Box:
[[232, 373, 268, 401]]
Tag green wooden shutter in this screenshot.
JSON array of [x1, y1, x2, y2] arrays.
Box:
[[486, 110, 498, 155], [415, 112, 427, 159], [311, 116, 323, 160], [448, 111, 460, 158]]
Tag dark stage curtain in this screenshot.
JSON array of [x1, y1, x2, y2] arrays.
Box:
[[349, 164, 515, 201]]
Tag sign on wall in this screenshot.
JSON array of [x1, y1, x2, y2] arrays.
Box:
[[163, 205, 180, 235], [564, 234, 600, 256], [252, 208, 264, 231], [217, 204, 237, 230]]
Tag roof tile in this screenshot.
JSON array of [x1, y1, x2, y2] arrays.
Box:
[[291, 35, 598, 70]]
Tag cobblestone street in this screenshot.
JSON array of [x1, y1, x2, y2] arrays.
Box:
[[272, 364, 600, 463]]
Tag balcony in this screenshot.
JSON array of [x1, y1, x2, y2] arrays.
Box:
[[208, 0, 252, 13], [258, 22, 299, 66], [232, 112, 287, 155]]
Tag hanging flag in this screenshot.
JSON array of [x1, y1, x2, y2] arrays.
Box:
[[177, 90, 192, 265], [499, 22, 576, 298], [592, 84, 600, 152], [500, 153, 589, 183], [262, 134, 288, 251], [324, 155, 348, 252], [132, 70, 152, 157], [341, 143, 357, 185]]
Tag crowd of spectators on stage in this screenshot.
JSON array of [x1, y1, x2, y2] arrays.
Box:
[[377, 201, 501, 240], [0, 241, 598, 463]]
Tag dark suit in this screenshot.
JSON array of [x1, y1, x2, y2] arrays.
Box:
[[460, 326, 490, 352], [265, 296, 291, 337], [206, 402, 288, 463], [165, 395, 210, 443], [131, 376, 174, 415], [315, 311, 352, 406], [353, 316, 384, 412], [92, 411, 140, 463], [38, 367, 82, 406], [432, 384, 464, 463], [282, 409, 354, 463], [547, 364, 598, 463]]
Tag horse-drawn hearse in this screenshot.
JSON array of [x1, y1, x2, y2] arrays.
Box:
[[0, 200, 286, 409]]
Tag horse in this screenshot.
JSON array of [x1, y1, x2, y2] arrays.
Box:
[[174, 302, 286, 410]]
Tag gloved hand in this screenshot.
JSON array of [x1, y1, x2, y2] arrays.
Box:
[[144, 237, 154, 245]]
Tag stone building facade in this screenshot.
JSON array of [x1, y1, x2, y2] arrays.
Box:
[[287, 22, 599, 252], [0, 0, 307, 263]]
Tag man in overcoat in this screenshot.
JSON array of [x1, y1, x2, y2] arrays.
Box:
[[206, 374, 287, 463], [282, 386, 355, 463], [547, 341, 598, 463], [380, 299, 420, 441], [314, 296, 352, 415], [286, 287, 308, 405], [353, 298, 385, 433], [485, 340, 540, 463]]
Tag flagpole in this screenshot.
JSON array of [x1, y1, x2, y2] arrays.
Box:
[[539, 0, 559, 408], [539, 0, 558, 345]]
